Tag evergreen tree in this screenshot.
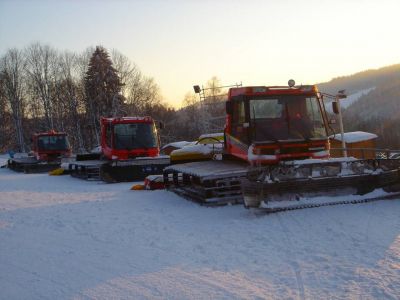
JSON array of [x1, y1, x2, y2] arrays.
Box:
[[84, 46, 124, 145]]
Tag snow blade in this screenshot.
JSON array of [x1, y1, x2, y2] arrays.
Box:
[[100, 159, 169, 183], [100, 160, 169, 183], [242, 158, 400, 212], [7, 157, 61, 173], [69, 157, 170, 183]]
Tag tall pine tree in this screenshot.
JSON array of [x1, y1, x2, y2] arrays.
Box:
[[84, 46, 124, 146]]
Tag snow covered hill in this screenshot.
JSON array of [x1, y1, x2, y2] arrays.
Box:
[[340, 87, 375, 109], [1, 164, 400, 299]]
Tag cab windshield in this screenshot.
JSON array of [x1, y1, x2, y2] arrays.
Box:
[[249, 96, 326, 141], [37, 135, 69, 151], [114, 123, 157, 150]]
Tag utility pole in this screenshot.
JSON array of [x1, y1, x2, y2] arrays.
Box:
[[336, 93, 347, 157], [321, 90, 347, 157]]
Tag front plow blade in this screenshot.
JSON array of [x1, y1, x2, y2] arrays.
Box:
[[242, 159, 400, 212], [8, 157, 61, 173], [100, 157, 170, 183]]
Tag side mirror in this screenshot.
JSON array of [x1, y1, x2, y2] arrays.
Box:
[[337, 90, 347, 99], [332, 101, 339, 114], [226, 101, 233, 115]]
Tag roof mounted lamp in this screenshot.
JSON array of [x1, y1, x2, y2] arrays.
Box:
[[193, 85, 201, 94], [288, 79, 295, 88]]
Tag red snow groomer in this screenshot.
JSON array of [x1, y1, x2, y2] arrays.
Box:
[[69, 116, 170, 182], [8, 130, 71, 173], [224, 84, 330, 164], [164, 81, 400, 211]]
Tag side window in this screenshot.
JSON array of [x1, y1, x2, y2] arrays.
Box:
[[105, 124, 112, 147], [305, 97, 325, 137], [231, 100, 248, 144], [232, 100, 246, 124]]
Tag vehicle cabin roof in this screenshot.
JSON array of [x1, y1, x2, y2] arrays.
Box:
[[228, 85, 319, 98]]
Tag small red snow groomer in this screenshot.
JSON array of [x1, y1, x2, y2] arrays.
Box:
[[68, 116, 170, 182], [164, 81, 400, 211], [8, 130, 71, 173]]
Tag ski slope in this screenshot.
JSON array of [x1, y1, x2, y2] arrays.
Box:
[[1, 158, 400, 299]]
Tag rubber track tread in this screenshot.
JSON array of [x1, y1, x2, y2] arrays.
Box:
[[257, 192, 400, 214]]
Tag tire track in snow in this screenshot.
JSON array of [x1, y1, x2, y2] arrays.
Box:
[[75, 267, 291, 299], [277, 213, 306, 300]]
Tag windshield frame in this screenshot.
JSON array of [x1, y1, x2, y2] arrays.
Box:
[[113, 122, 158, 150], [37, 135, 70, 151], [247, 94, 328, 142]]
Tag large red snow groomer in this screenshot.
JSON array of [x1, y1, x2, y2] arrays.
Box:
[[224, 83, 329, 164], [164, 81, 400, 210], [68, 116, 170, 182], [8, 130, 71, 173]]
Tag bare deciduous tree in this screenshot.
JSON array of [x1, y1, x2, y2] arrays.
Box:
[[25, 43, 58, 129], [57, 51, 85, 151], [0, 48, 26, 152], [0, 42, 173, 152]]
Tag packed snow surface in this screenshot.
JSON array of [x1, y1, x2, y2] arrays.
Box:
[[1, 155, 400, 299], [329, 131, 378, 143]]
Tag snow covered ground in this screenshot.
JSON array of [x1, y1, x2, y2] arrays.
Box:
[[1, 155, 400, 299]]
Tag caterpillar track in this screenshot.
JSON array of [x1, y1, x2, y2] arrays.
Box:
[[249, 192, 400, 214], [164, 158, 400, 211]]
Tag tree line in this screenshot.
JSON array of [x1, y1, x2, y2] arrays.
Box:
[[0, 43, 229, 153], [0, 43, 183, 153]]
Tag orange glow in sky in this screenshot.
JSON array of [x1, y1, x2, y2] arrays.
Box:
[[1, 0, 399, 108]]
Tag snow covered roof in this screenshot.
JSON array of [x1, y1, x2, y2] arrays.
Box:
[[171, 143, 223, 156], [198, 133, 224, 140], [329, 131, 378, 143], [161, 141, 193, 150]]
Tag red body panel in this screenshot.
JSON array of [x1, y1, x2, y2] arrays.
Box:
[[225, 85, 330, 165], [100, 117, 160, 160], [32, 130, 71, 161]]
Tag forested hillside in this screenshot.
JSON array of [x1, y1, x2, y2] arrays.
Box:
[[318, 64, 400, 95], [318, 64, 400, 148], [1, 41, 399, 152]]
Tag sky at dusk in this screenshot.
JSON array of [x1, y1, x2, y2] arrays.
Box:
[[1, 0, 399, 107]]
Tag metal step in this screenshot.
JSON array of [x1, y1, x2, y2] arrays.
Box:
[[164, 160, 247, 205], [68, 161, 102, 181]]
